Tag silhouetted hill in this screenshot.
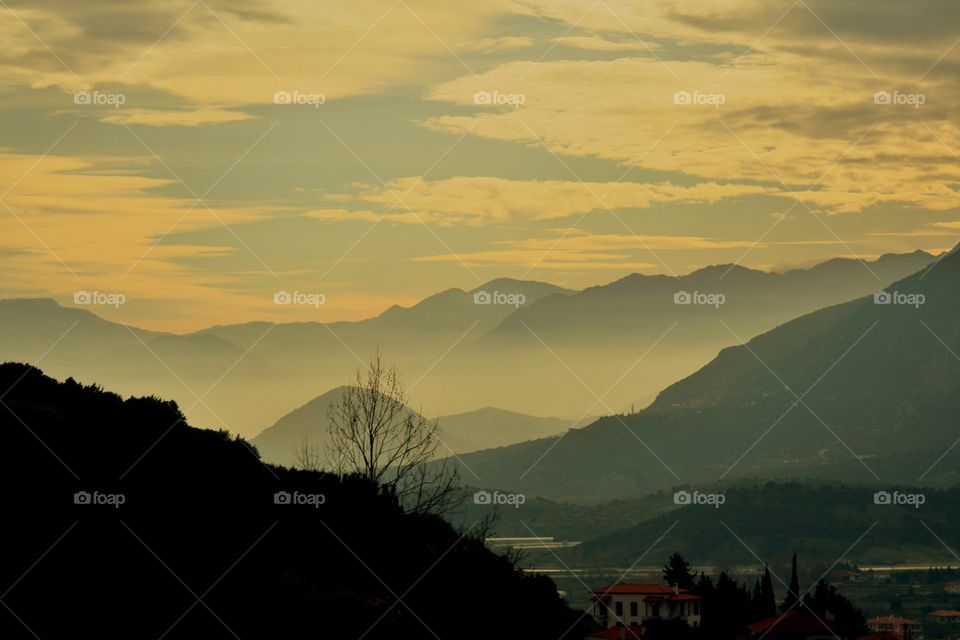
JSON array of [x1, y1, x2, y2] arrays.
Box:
[[0, 364, 586, 640], [563, 482, 960, 567], [436, 407, 579, 452], [451, 249, 959, 502], [253, 391, 575, 468]]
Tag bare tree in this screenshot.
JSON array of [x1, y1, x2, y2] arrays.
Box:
[[328, 352, 460, 514], [294, 436, 325, 472]]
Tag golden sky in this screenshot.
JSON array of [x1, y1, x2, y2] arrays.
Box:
[[1, 0, 958, 330]]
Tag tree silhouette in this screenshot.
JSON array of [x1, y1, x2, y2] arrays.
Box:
[[662, 552, 695, 590], [328, 352, 459, 514], [783, 552, 801, 610]]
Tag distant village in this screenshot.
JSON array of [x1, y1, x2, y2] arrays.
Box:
[[583, 556, 960, 640]]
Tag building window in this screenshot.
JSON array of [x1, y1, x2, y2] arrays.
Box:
[[630, 602, 638, 617], [615, 602, 623, 617]]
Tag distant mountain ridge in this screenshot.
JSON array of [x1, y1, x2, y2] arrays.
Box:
[[0, 251, 938, 435], [252, 389, 577, 468], [449, 248, 960, 502]]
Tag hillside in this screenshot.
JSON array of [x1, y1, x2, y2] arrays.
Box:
[[0, 363, 586, 640], [562, 482, 960, 568], [426, 251, 937, 417], [450, 249, 960, 502], [253, 391, 575, 468]]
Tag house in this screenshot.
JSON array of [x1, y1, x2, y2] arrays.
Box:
[[747, 610, 845, 640], [590, 583, 702, 632], [928, 610, 960, 625], [867, 616, 923, 640], [945, 581, 960, 594]]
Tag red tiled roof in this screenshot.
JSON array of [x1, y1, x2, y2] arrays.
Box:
[[591, 625, 644, 639], [868, 616, 921, 626], [929, 610, 960, 617], [670, 594, 701, 601], [593, 583, 686, 595], [749, 610, 838, 635]]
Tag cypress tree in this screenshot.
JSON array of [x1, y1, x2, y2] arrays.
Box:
[[784, 553, 801, 610]]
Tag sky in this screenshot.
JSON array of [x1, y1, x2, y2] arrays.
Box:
[[0, 0, 958, 331]]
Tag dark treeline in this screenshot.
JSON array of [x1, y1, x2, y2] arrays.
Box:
[[651, 552, 867, 640], [0, 363, 588, 639]]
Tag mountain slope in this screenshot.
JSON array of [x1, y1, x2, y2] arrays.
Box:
[[252, 391, 576, 468], [563, 482, 960, 567], [426, 251, 937, 418], [0, 363, 585, 640], [451, 249, 960, 502]]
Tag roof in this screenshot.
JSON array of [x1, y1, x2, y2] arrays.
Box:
[[868, 616, 922, 626], [592, 583, 686, 596], [590, 625, 644, 640], [929, 610, 960, 617], [749, 611, 839, 636]]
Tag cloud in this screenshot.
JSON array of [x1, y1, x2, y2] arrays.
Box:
[[0, 0, 520, 103], [100, 106, 255, 127], [457, 36, 535, 53], [423, 53, 960, 214], [413, 231, 758, 270], [550, 36, 660, 52], [350, 176, 766, 224]]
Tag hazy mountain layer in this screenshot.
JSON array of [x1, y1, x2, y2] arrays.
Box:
[[450, 250, 959, 502], [252, 389, 577, 468], [0, 253, 935, 435]]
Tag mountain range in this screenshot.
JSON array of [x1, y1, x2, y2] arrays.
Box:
[[449, 249, 960, 502], [0, 251, 936, 438]]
